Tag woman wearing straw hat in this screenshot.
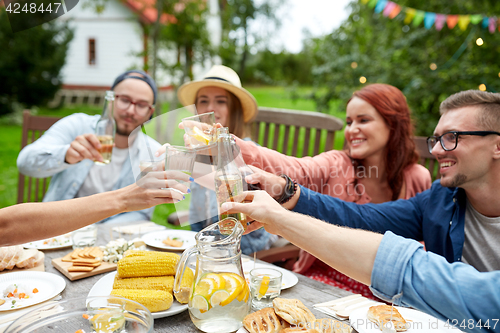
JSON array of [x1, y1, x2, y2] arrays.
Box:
[[177, 65, 278, 254]]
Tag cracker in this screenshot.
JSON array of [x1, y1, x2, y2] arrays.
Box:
[[68, 266, 95, 272], [61, 252, 74, 262], [74, 262, 101, 267], [72, 258, 100, 264], [71, 249, 83, 259]]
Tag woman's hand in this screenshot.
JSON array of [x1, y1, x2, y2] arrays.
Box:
[[221, 190, 288, 236], [245, 166, 286, 200], [120, 171, 192, 212]]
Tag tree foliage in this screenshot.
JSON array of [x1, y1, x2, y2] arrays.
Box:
[[218, 0, 283, 79], [0, 9, 73, 115], [310, 0, 500, 135]]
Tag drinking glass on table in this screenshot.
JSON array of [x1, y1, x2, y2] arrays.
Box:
[[71, 224, 98, 249], [182, 112, 216, 148], [249, 267, 282, 310]]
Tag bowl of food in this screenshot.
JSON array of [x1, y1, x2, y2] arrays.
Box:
[[4, 295, 153, 333]]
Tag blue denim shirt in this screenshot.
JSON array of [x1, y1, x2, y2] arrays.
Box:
[[372, 232, 500, 333], [17, 113, 161, 223], [294, 180, 466, 264]]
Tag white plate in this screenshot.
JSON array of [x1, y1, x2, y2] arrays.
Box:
[[142, 230, 197, 251], [242, 261, 298, 290], [87, 271, 188, 319], [350, 306, 465, 332], [23, 233, 72, 250], [0, 272, 66, 311]]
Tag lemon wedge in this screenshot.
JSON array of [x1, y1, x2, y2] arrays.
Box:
[[194, 277, 217, 299], [258, 276, 271, 299], [191, 126, 212, 145], [205, 273, 226, 290], [219, 273, 243, 306], [192, 295, 210, 313]]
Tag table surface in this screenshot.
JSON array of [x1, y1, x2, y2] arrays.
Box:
[[41, 222, 355, 332]]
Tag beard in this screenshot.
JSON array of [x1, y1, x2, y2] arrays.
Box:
[[116, 123, 134, 136], [441, 173, 468, 188]]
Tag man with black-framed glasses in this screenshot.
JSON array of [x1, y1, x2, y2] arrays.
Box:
[[255, 89, 500, 274], [17, 70, 162, 223]]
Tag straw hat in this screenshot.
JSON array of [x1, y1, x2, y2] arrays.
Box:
[[177, 65, 258, 123]]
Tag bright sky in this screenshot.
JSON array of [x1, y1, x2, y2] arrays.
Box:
[[269, 0, 353, 53]]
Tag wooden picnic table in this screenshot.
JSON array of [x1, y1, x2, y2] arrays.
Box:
[[41, 221, 355, 332]]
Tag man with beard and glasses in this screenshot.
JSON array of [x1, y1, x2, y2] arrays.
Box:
[[17, 70, 161, 223], [245, 89, 500, 274]]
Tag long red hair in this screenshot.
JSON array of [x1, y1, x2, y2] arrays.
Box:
[[348, 83, 419, 200]]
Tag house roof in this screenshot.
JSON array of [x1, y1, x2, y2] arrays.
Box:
[[123, 0, 176, 25]]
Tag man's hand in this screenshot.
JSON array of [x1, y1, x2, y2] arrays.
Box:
[[221, 190, 288, 236], [245, 166, 286, 200], [65, 133, 104, 164]]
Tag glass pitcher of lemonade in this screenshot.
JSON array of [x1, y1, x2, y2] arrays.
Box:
[[173, 218, 250, 333]]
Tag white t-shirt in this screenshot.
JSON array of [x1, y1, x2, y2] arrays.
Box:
[[75, 147, 129, 198], [461, 199, 500, 272]]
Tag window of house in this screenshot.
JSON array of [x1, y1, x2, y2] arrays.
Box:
[[89, 39, 96, 65]]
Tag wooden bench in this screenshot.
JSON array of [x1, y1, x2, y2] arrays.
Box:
[[17, 110, 61, 203]]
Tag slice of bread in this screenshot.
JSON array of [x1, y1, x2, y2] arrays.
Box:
[[15, 249, 39, 269], [5, 246, 23, 270]]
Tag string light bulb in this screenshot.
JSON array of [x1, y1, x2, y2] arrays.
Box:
[[479, 84, 487, 91], [430, 63, 437, 70], [351, 62, 358, 69], [476, 38, 484, 46], [359, 76, 367, 84]]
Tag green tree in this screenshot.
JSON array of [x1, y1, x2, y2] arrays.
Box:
[[311, 0, 500, 135], [218, 0, 283, 79], [0, 9, 73, 115]]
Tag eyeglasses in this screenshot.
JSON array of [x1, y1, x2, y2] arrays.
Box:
[[427, 131, 500, 154], [115, 95, 153, 115]]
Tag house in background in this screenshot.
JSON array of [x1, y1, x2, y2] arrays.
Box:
[[51, 0, 221, 106]]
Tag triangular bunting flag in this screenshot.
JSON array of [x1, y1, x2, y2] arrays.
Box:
[[482, 17, 489, 29], [413, 10, 425, 27], [375, 0, 388, 14], [383, 1, 396, 17], [470, 14, 483, 25], [458, 15, 470, 30], [368, 0, 378, 9], [404, 8, 416, 25], [388, 4, 401, 19], [447, 15, 459, 29], [489, 17, 496, 33], [435, 14, 446, 31], [424, 12, 436, 29]]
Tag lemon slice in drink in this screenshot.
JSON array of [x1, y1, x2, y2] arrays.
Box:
[[258, 276, 271, 299], [191, 126, 212, 145], [210, 290, 230, 307], [205, 273, 226, 290], [236, 284, 249, 302], [194, 277, 217, 298], [219, 273, 243, 306], [192, 295, 210, 313]]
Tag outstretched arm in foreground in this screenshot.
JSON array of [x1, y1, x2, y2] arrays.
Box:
[[222, 191, 500, 333], [0, 171, 191, 247]]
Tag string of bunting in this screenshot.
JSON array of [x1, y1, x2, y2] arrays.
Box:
[[362, 0, 498, 33]]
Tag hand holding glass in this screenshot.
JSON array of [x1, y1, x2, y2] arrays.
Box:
[[165, 146, 196, 182], [182, 112, 216, 148]]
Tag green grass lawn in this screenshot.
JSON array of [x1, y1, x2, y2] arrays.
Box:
[[0, 86, 345, 229]]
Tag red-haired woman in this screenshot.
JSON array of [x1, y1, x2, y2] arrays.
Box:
[[233, 83, 432, 299]]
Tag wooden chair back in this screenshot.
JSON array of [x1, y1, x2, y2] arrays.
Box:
[[251, 107, 344, 157], [414, 136, 440, 181], [17, 110, 61, 203]]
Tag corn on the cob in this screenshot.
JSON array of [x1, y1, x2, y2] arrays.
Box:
[[113, 275, 174, 293], [117, 252, 179, 278], [111, 289, 173, 312], [174, 267, 194, 304]]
